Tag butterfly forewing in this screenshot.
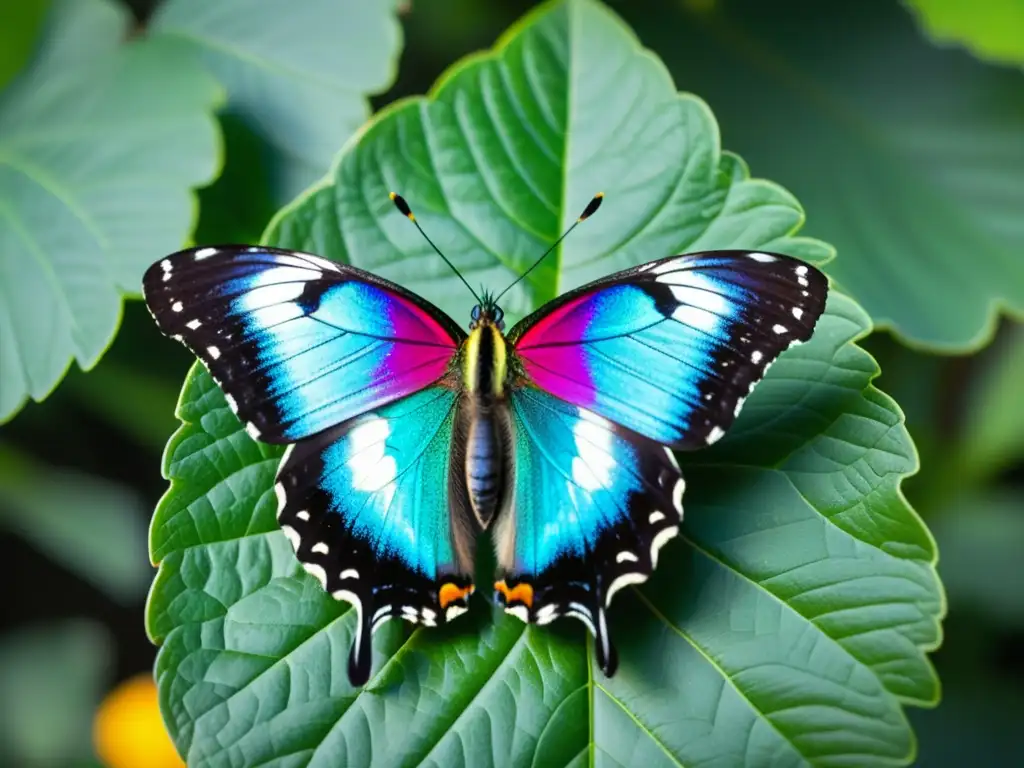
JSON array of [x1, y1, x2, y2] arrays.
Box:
[[508, 250, 829, 449], [142, 246, 464, 443]]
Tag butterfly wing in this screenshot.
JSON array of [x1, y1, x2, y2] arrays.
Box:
[[493, 386, 683, 676], [143, 246, 464, 443], [508, 251, 828, 449], [276, 385, 476, 686]]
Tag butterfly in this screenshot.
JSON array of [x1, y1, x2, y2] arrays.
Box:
[[143, 193, 828, 686]]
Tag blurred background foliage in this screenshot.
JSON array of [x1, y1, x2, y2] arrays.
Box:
[[0, 0, 1021, 765]]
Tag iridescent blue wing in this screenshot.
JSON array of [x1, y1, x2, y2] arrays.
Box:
[[143, 246, 464, 443], [493, 386, 684, 676], [275, 386, 475, 686], [508, 251, 828, 448]]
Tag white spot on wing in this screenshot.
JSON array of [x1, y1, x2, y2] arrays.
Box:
[[651, 526, 679, 568], [171, 301, 183, 313], [311, 542, 329, 555], [772, 324, 788, 335], [649, 510, 666, 524], [224, 393, 238, 413], [672, 304, 719, 334], [331, 589, 364, 658], [245, 422, 262, 440], [296, 510, 310, 522], [445, 605, 468, 622], [194, 247, 218, 260], [303, 562, 327, 588], [347, 417, 397, 499], [707, 426, 725, 444], [616, 551, 639, 564], [672, 478, 685, 514], [658, 270, 729, 335], [571, 410, 615, 491], [535, 604, 559, 625], [206, 345, 221, 360], [607, 572, 646, 605], [185, 318, 201, 330], [565, 603, 596, 635], [280, 524, 300, 551], [664, 446, 680, 470], [748, 252, 776, 262], [751, 350, 763, 364], [160, 259, 172, 272], [274, 483, 286, 512], [792, 307, 804, 320], [795, 265, 808, 276], [734, 396, 746, 418], [505, 605, 530, 623], [340, 568, 359, 580]]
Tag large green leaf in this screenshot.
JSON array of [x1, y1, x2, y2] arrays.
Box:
[[905, 0, 1024, 66], [148, 1, 942, 765], [0, 0, 221, 422], [151, 0, 402, 214], [617, 0, 1024, 352]]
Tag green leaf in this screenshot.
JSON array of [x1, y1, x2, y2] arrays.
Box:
[[0, 0, 221, 423], [148, 1, 942, 765], [0, 444, 151, 602], [617, 0, 1024, 352], [0, 620, 113, 767], [0, 0, 49, 91], [151, 0, 403, 211], [905, 0, 1024, 66]]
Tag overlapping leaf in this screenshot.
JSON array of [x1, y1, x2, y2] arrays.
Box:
[[0, 0, 220, 422], [148, 1, 942, 765], [619, 0, 1024, 351], [905, 0, 1024, 66], [151, 0, 403, 217]]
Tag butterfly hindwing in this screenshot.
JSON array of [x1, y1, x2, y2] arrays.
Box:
[[275, 386, 476, 686], [508, 251, 828, 449], [493, 386, 683, 675], [143, 246, 464, 443]]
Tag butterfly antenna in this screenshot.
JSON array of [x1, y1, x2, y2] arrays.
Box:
[[390, 192, 482, 304], [493, 193, 603, 305]]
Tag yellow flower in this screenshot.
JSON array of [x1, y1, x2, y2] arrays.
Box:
[[94, 674, 184, 768]]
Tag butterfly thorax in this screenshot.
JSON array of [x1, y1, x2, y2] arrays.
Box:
[[460, 311, 512, 529]]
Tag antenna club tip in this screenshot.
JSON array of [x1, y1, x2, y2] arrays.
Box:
[[578, 192, 604, 221], [390, 192, 415, 220]]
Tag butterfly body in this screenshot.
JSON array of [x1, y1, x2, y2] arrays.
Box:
[[459, 307, 514, 527], [144, 239, 828, 686]]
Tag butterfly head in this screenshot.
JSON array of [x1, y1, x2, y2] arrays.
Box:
[[470, 291, 504, 331]]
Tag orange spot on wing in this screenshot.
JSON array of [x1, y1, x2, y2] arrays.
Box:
[[439, 582, 474, 608], [495, 580, 534, 608]]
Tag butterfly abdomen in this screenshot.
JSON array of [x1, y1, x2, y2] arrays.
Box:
[[460, 320, 512, 528], [464, 408, 506, 528]]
